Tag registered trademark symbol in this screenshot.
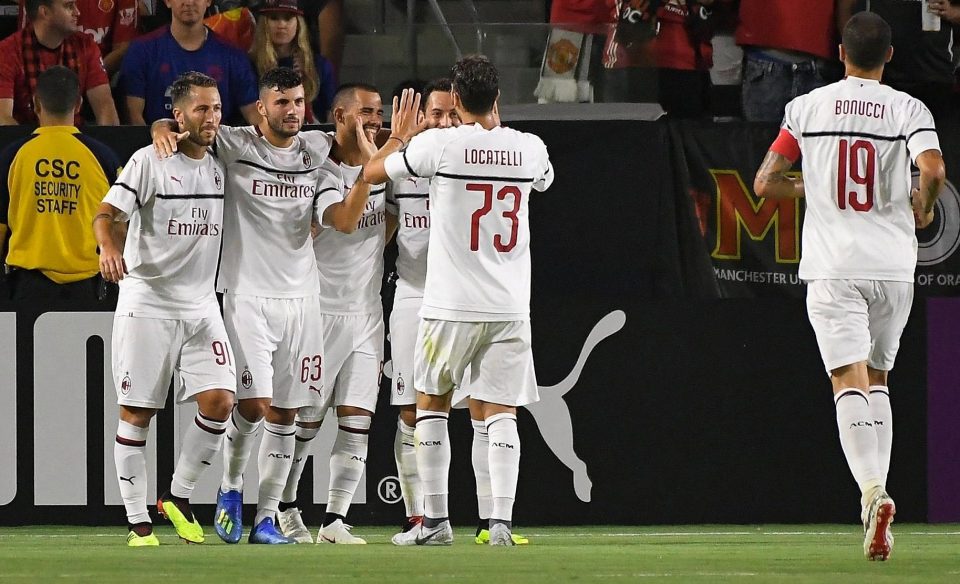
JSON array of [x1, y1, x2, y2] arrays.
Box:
[[378, 476, 402, 504]]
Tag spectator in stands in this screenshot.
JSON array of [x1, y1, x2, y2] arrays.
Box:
[[120, 0, 259, 125], [16, 0, 138, 76], [654, 0, 735, 118], [305, 0, 343, 79], [736, 0, 856, 122], [0, 66, 120, 305], [0, 0, 120, 125], [250, 0, 335, 123], [856, 0, 960, 124]]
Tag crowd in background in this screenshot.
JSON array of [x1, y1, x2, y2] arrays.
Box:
[[0, 0, 958, 128]]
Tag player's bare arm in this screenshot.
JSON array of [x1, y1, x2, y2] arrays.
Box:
[[754, 150, 805, 199], [92, 202, 128, 283], [912, 149, 946, 229], [150, 118, 189, 158], [323, 167, 371, 234], [363, 88, 425, 184]]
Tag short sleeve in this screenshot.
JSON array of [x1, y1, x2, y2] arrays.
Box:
[[0, 141, 20, 225], [120, 39, 147, 98], [903, 98, 941, 163], [384, 130, 442, 181], [532, 139, 554, 192], [315, 158, 344, 228], [780, 97, 801, 141], [81, 38, 110, 90], [103, 149, 154, 219], [214, 125, 251, 165], [112, 1, 140, 46]]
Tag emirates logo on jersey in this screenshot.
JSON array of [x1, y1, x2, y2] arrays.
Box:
[[302, 151, 312, 167], [241, 367, 253, 389], [120, 373, 132, 395]]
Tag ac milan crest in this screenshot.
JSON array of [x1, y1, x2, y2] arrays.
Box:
[[302, 150, 312, 167], [214, 169, 222, 190], [396, 373, 405, 395], [120, 374, 132, 395], [241, 367, 253, 389]]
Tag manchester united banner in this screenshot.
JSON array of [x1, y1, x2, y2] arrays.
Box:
[[672, 120, 960, 298]]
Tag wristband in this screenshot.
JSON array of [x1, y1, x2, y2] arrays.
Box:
[[387, 135, 405, 148]]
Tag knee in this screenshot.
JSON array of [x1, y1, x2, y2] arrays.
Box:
[[201, 390, 234, 421], [237, 398, 270, 422], [398, 406, 416, 427]]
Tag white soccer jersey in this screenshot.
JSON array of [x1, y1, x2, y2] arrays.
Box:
[[313, 161, 387, 314], [780, 76, 941, 282], [214, 126, 342, 297], [384, 123, 554, 321], [103, 146, 225, 319], [386, 175, 430, 301]]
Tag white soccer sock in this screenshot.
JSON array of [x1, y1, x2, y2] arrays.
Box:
[[486, 413, 521, 523], [394, 418, 423, 517], [115, 420, 150, 525], [220, 408, 262, 492], [281, 424, 321, 504], [415, 409, 450, 520], [255, 421, 295, 524], [171, 412, 227, 499], [471, 418, 493, 520], [869, 385, 893, 485], [325, 415, 371, 518], [835, 389, 883, 497]]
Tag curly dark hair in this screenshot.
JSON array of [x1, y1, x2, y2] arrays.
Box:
[[450, 55, 498, 115], [169, 71, 219, 107], [258, 67, 304, 94]]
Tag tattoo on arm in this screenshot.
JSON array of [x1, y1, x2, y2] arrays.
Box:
[[755, 151, 804, 198]]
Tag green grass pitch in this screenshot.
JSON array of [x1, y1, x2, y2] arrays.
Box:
[[1, 525, 958, 582]]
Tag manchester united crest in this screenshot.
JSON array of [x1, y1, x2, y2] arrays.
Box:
[[99, 0, 115, 12], [241, 367, 253, 389], [120, 373, 132, 395]]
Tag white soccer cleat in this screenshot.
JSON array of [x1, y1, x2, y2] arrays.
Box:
[[413, 520, 454, 546], [277, 508, 313, 544], [316, 519, 367, 544], [488, 522, 516, 547], [863, 491, 896, 561], [392, 516, 424, 546]]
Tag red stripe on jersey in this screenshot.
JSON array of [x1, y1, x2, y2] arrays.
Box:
[[770, 129, 801, 163]]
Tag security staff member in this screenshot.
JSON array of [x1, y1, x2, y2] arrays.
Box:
[[0, 66, 120, 305]]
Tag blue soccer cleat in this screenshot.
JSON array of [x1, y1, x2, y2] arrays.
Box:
[[214, 489, 243, 544], [249, 517, 296, 544]]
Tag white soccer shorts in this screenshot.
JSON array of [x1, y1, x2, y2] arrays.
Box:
[[389, 298, 420, 407], [414, 318, 539, 408], [806, 279, 914, 373], [298, 310, 384, 422], [112, 313, 236, 409], [223, 293, 325, 410]]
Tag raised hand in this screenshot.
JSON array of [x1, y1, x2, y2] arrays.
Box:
[[153, 128, 190, 159], [391, 88, 427, 144]]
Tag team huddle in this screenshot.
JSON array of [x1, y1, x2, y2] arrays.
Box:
[[93, 54, 552, 547]]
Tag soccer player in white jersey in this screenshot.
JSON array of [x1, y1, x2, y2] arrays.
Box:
[[365, 55, 554, 546], [754, 13, 945, 562], [152, 67, 378, 544], [275, 83, 389, 545], [94, 72, 233, 547]]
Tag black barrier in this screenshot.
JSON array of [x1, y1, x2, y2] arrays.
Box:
[[0, 121, 950, 527]]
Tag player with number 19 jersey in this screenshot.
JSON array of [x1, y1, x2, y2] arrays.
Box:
[[384, 124, 554, 321], [775, 77, 940, 282]]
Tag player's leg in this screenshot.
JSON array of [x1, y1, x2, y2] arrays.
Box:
[[217, 294, 276, 543], [807, 280, 891, 560], [277, 417, 322, 543], [249, 404, 297, 544], [470, 320, 539, 546], [389, 300, 423, 544], [468, 399, 493, 541], [112, 314, 175, 547]]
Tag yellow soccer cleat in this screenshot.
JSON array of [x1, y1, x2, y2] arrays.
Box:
[[475, 528, 529, 545], [126, 531, 160, 547], [158, 496, 205, 544]]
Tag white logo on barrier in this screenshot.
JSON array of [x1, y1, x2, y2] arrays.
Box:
[[382, 310, 626, 504], [378, 476, 402, 504], [914, 173, 960, 266]]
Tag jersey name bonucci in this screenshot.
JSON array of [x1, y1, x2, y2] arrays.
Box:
[[780, 76, 941, 282], [386, 175, 430, 301], [384, 123, 554, 321], [103, 146, 225, 319], [214, 126, 342, 297], [314, 161, 387, 314]]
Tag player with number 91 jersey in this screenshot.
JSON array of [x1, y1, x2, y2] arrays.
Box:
[[775, 77, 940, 283], [383, 124, 554, 321]]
